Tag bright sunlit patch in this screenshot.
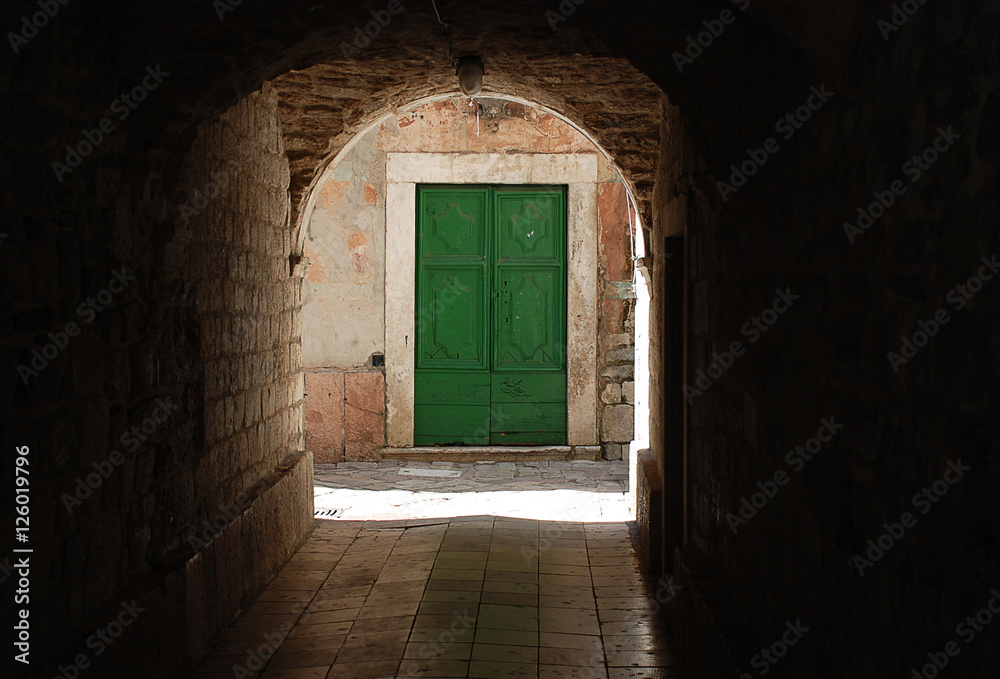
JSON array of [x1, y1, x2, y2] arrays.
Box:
[[314, 486, 631, 522]]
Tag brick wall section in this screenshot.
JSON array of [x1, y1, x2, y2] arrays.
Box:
[[272, 57, 662, 239]]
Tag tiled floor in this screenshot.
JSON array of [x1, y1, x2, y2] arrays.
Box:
[[192, 516, 677, 678]]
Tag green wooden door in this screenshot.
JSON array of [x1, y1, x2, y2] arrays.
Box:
[[415, 185, 567, 446]]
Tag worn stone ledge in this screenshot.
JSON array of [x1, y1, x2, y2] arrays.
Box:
[[636, 449, 661, 575], [76, 451, 315, 678]]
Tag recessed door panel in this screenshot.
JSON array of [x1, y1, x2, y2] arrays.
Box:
[[417, 265, 488, 369], [414, 405, 491, 439], [420, 189, 489, 258], [491, 373, 566, 404], [494, 268, 563, 371], [496, 192, 562, 261]]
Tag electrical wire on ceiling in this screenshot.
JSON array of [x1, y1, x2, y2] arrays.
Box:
[[428, 0, 458, 69], [429, 0, 482, 132]]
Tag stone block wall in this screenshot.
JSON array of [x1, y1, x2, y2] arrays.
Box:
[[183, 83, 305, 514], [0, 73, 312, 676], [635, 449, 662, 574], [172, 84, 313, 667]]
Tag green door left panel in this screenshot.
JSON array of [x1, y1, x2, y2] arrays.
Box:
[[414, 187, 491, 445]]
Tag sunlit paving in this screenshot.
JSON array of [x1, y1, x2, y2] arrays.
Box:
[[313, 461, 633, 522]]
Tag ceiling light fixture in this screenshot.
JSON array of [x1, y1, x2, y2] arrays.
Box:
[[457, 55, 484, 96]]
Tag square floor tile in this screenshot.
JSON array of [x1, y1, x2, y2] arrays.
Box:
[[605, 649, 674, 667], [474, 628, 538, 646], [468, 659, 538, 678], [539, 632, 604, 651], [321, 660, 399, 678], [397, 658, 469, 677], [266, 648, 338, 670], [404, 641, 472, 661], [539, 646, 606, 666], [540, 664, 608, 678]]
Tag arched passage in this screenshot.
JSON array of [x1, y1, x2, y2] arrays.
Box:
[[296, 93, 652, 469], [149, 49, 667, 675]]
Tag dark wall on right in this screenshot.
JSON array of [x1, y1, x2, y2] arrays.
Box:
[[665, 1, 1000, 676]]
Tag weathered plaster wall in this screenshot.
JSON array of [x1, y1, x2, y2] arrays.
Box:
[[302, 141, 386, 370], [303, 96, 641, 461]]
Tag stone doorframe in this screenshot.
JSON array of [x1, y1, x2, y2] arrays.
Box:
[[385, 152, 600, 447]]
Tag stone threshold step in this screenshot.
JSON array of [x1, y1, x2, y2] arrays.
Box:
[[379, 445, 602, 462]]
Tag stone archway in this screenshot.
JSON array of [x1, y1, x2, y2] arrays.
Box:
[[297, 94, 651, 463]]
